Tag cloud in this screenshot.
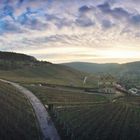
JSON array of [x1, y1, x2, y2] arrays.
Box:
[[0, 0, 139, 63], [97, 2, 140, 28], [76, 17, 95, 27], [0, 19, 23, 34], [0, 4, 15, 20], [130, 14, 140, 26], [101, 20, 114, 29], [98, 2, 111, 13], [111, 7, 130, 19], [17, 0, 25, 6], [79, 5, 91, 13], [98, 2, 130, 19], [76, 5, 96, 27]]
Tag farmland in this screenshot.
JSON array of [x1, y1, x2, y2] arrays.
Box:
[[25, 85, 107, 105], [0, 81, 41, 140], [51, 101, 140, 140], [26, 85, 140, 140]]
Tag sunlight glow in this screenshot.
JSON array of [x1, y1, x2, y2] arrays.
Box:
[[100, 50, 140, 58]]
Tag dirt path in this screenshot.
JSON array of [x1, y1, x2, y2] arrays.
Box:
[[0, 79, 60, 140]]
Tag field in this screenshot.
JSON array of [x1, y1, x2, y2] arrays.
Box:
[[26, 85, 140, 140], [51, 101, 140, 140], [0, 81, 41, 140], [25, 85, 107, 105]]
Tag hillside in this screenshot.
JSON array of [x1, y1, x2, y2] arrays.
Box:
[[63, 61, 140, 73], [63, 61, 140, 87], [62, 62, 121, 74], [0, 51, 86, 86], [0, 51, 38, 70]]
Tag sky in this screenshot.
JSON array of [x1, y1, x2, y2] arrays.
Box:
[[0, 0, 140, 63]]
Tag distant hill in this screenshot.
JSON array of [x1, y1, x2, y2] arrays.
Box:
[[62, 62, 121, 74], [63, 61, 140, 88], [63, 61, 140, 74], [0, 51, 86, 86]]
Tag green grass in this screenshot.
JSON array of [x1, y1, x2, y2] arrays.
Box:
[[0, 81, 41, 140], [0, 62, 99, 88], [0, 64, 86, 86]]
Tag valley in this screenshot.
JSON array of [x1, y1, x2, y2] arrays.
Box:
[[0, 51, 139, 140]]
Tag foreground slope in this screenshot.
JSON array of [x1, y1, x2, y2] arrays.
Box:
[[1, 79, 60, 140], [25, 84, 140, 140], [0, 81, 40, 140], [52, 101, 140, 140]]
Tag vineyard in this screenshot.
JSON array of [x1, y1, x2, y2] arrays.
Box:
[[0, 81, 40, 140], [26, 85, 140, 140], [50, 102, 140, 140], [26, 85, 107, 105]]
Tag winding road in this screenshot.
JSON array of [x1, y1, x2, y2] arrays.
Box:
[[0, 79, 60, 140]]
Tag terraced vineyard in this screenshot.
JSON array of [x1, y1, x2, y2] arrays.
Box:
[[0, 81, 41, 140], [51, 101, 140, 140], [26, 85, 107, 105], [26, 85, 140, 140]]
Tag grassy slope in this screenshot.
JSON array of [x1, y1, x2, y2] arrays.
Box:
[[0, 81, 41, 140], [0, 51, 88, 86], [0, 64, 86, 86]]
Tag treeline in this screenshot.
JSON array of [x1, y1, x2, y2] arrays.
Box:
[[0, 51, 52, 70], [0, 51, 37, 62], [0, 60, 33, 70], [0, 51, 38, 70]]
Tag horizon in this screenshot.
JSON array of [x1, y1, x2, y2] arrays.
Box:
[[1, 50, 140, 64], [59, 60, 140, 64], [0, 0, 140, 63]]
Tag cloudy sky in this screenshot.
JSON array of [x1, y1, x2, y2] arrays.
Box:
[[0, 0, 140, 63]]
